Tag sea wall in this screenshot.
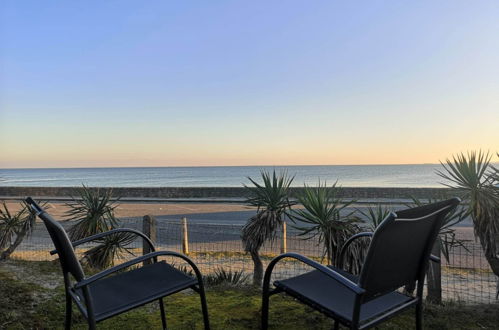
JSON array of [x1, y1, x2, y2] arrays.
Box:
[[0, 186, 456, 200]]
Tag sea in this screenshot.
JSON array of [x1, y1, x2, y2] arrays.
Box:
[[0, 164, 450, 188]]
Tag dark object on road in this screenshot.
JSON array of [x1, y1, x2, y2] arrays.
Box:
[[262, 198, 460, 330], [25, 197, 210, 330]]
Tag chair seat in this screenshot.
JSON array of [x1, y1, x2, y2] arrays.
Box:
[[74, 261, 198, 321], [274, 266, 414, 325]]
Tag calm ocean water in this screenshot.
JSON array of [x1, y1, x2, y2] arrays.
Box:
[[0, 165, 447, 188]]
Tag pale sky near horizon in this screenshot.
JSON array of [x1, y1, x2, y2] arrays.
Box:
[[1, 1, 498, 168]]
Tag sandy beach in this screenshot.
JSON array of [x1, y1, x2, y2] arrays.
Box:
[[3, 200, 254, 217], [3, 200, 476, 240]]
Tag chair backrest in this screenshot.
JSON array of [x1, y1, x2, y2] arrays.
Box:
[[358, 198, 460, 301], [25, 197, 85, 282]]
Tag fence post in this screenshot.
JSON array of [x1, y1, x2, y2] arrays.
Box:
[[182, 217, 189, 255], [281, 222, 287, 254], [142, 215, 157, 266], [427, 238, 442, 304]]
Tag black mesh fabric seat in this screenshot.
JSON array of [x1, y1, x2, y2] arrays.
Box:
[[25, 197, 210, 330], [262, 198, 460, 330], [74, 262, 198, 322], [274, 266, 412, 324]]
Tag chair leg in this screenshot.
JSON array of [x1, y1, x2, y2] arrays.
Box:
[[86, 307, 97, 330], [415, 300, 423, 330], [88, 319, 97, 330], [64, 291, 72, 330], [159, 298, 167, 329], [261, 287, 270, 330], [199, 286, 210, 330]]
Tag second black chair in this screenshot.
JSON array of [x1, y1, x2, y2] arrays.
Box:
[[262, 198, 460, 330]]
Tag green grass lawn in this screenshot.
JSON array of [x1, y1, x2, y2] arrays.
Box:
[[1, 260, 498, 329]]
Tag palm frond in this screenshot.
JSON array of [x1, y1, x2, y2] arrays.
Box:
[[357, 204, 391, 232], [241, 170, 295, 253], [204, 268, 249, 286], [66, 185, 120, 241], [0, 199, 45, 260], [289, 181, 365, 273], [0, 200, 42, 249], [438, 151, 499, 276], [82, 232, 136, 269]]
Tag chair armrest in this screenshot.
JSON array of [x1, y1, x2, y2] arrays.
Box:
[[74, 250, 203, 289], [263, 252, 365, 295], [50, 228, 155, 255], [338, 232, 373, 269], [429, 254, 440, 263]]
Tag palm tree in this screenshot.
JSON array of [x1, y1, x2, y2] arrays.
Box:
[[66, 185, 133, 269], [290, 181, 365, 274], [0, 200, 41, 260], [437, 151, 499, 295], [66, 185, 119, 241], [241, 170, 295, 286]]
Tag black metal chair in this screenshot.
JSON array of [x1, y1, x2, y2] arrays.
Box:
[[262, 198, 460, 330], [25, 197, 210, 330]]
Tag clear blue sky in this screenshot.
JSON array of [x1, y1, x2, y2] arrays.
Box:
[[1, 1, 498, 168]]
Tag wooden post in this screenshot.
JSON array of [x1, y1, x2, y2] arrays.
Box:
[[182, 217, 189, 255], [142, 215, 157, 266], [281, 222, 287, 254], [427, 238, 442, 304]]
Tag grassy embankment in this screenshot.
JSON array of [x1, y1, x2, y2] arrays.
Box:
[[0, 259, 498, 329]]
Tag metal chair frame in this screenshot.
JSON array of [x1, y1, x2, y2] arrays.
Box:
[[26, 197, 210, 330]]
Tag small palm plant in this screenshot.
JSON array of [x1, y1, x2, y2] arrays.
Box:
[[290, 181, 365, 274], [204, 268, 250, 287], [437, 151, 499, 296], [241, 170, 295, 286], [66, 185, 133, 269], [0, 200, 41, 261], [66, 185, 119, 240]]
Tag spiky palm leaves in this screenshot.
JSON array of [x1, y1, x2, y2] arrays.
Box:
[[82, 232, 137, 269], [358, 204, 391, 232], [204, 268, 250, 287], [290, 182, 365, 274], [66, 185, 119, 240], [437, 151, 499, 291], [241, 170, 295, 285], [66, 186, 133, 269], [0, 201, 39, 260]]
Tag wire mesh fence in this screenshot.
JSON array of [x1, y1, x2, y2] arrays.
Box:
[[8, 215, 498, 305], [440, 241, 497, 304]]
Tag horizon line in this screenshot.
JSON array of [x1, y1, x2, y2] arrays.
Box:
[[0, 163, 444, 170]]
